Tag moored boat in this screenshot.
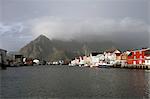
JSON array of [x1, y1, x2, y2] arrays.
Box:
[[98, 63, 113, 68]]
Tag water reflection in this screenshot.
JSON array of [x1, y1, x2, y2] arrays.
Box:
[[144, 70, 150, 98], [0, 66, 150, 98]]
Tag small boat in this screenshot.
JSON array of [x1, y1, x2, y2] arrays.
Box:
[[98, 63, 113, 68]]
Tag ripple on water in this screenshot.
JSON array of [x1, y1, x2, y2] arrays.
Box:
[[0, 65, 150, 98]]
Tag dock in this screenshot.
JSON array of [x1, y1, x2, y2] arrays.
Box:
[[113, 64, 150, 70]]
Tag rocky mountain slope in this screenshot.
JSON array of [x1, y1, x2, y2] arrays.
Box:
[[20, 34, 116, 61]]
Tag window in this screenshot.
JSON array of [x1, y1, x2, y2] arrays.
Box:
[[145, 50, 150, 56], [128, 52, 132, 56]]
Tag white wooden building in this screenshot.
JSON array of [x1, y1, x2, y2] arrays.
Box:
[[104, 49, 121, 65], [90, 52, 104, 67], [145, 56, 150, 65]]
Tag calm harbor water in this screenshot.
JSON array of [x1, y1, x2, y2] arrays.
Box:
[[0, 65, 150, 99]]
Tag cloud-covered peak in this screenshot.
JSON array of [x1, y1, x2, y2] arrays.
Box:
[[0, 16, 149, 51], [29, 16, 148, 40]]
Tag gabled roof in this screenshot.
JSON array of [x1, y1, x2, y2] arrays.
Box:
[[105, 48, 121, 53], [127, 48, 150, 52], [114, 50, 121, 54]]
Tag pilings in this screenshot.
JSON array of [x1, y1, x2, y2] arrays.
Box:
[[117, 64, 150, 70]]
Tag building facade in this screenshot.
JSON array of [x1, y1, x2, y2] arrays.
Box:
[[104, 49, 121, 65], [90, 52, 104, 66], [127, 48, 150, 65], [0, 49, 7, 67]]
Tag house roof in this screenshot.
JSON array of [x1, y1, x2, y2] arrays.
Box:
[[127, 48, 150, 52], [91, 52, 103, 56], [0, 49, 7, 52], [105, 48, 121, 53]]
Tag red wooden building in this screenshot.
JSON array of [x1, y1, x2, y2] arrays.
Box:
[[127, 48, 150, 65]]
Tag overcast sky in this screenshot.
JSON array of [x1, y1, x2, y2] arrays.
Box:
[[0, 0, 149, 51]]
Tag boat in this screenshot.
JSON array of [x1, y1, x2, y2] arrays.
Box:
[[98, 63, 113, 68]]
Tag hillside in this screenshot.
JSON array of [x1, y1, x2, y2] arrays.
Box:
[[20, 34, 117, 61]]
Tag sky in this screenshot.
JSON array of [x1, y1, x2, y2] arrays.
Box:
[[0, 0, 149, 51]]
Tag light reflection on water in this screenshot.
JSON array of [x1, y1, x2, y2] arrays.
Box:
[[0, 65, 150, 98]]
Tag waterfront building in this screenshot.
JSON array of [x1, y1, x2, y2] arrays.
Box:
[[70, 57, 80, 66], [83, 56, 91, 66], [90, 52, 104, 67], [0, 49, 7, 69], [144, 49, 150, 65], [104, 49, 121, 65], [33, 59, 40, 65], [127, 48, 150, 65], [120, 52, 128, 65], [145, 56, 150, 65], [75, 57, 80, 65], [70, 59, 76, 66], [79, 56, 84, 66], [14, 54, 24, 66]]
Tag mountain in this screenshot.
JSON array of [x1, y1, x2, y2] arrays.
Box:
[[20, 35, 52, 60], [20, 34, 117, 61]]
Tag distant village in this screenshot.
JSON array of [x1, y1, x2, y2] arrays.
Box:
[[0, 47, 150, 70], [69, 48, 150, 69]]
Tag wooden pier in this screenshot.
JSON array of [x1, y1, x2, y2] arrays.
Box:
[[116, 64, 150, 70]]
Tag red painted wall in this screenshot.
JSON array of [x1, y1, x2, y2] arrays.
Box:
[[127, 50, 145, 65]]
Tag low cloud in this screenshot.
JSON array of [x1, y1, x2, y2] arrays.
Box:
[[0, 16, 149, 51], [29, 16, 148, 41], [0, 22, 24, 37], [0, 23, 23, 32], [0, 22, 32, 51]]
